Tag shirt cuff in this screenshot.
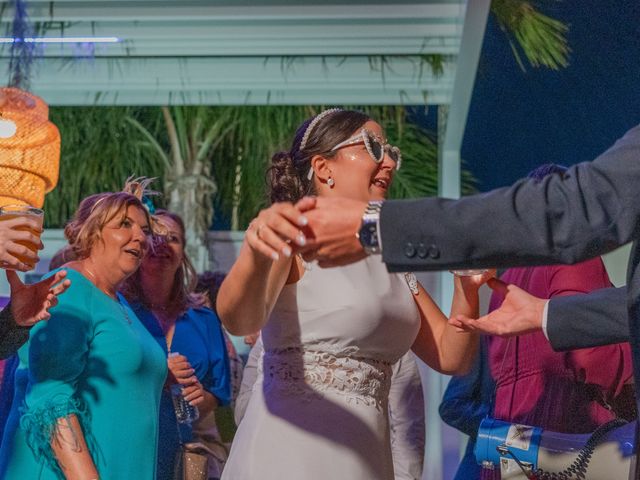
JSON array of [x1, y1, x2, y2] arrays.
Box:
[[541, 300, 550, 341]]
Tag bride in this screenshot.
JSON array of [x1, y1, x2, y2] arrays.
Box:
[[217, 109, 489, 479]]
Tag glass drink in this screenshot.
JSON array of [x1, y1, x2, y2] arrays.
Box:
[[0, 205, 43, 270], [450, 269, 489, 276]]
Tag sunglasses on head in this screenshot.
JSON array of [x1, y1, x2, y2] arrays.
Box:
[[330, 128, 402, 170]]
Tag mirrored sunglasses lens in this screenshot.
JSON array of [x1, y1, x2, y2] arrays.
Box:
[[366, 132, 384, 162], [389, 148, 401, 169]]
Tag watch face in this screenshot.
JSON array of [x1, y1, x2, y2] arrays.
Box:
[[359, 223, 379, 248]]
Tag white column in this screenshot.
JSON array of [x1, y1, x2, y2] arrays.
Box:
[[430, 0, 491, 479]]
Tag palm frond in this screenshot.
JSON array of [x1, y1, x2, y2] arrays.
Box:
[[124, 116, 171, 170], [491, 0, 570, 70]]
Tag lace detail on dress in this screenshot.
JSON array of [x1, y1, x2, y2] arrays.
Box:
[[261, 345, 392, 411]]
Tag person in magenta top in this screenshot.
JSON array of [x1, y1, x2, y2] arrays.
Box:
[[481, 164, 635, 479]]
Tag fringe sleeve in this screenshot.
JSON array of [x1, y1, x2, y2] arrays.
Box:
[[20, 397, 98, 479]]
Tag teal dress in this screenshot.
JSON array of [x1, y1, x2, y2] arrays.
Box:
[[0, 268, 167, 479]]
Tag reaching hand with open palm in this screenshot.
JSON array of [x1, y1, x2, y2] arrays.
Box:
[[8, 269, 71, 327], [449, 278, 547, 337]]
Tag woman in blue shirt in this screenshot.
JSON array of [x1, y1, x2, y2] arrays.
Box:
[[123, 209, 231, 479]]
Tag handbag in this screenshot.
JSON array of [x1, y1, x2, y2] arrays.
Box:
[[190, 409, 231, 479], [174, 442, 209, 480]]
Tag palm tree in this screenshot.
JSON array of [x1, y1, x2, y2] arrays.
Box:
[[126, 106, 237, 270]]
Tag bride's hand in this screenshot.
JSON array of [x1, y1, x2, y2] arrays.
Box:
[[455, 269, 497, 293], [246, 202, 310, 261]]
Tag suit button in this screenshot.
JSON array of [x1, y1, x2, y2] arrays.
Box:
[[428, 245, 440, 259], [417, 243, 428, 259], [404, 243, 416, 258]]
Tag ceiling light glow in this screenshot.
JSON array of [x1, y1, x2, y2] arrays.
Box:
[[0, 36, 120, 44], [0, 119, 17, 139]]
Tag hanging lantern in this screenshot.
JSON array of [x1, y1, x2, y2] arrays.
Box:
[[0, 87, 60, 208]]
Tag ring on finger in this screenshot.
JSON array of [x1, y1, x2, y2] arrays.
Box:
[[256, 223, 266, 240]]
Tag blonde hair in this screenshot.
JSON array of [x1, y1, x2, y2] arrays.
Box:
[[122, 210, 204, 314], [64, 177, 153, 259]]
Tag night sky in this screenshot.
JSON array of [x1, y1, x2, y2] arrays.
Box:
[[461, 0, 640, 192]]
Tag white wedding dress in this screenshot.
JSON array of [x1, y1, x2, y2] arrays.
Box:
[[222, 256, 421, 480]]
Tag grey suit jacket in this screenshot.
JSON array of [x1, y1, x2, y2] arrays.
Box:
[[547, 286, 628, 350], [379, 123, 640, 447], [380, 123, 640, 273], [0, 304, 29, 359]]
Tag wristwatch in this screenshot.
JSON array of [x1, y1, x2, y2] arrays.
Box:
[[358, 200, 383, 255]]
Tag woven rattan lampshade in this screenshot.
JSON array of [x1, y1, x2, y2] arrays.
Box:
[[0, 87, 60, 208]]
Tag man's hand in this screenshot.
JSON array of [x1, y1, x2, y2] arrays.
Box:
[[448, 278, 546, 337], [9, 269, 71, 327], [0, 216, 43, 271], [296, 196, 368, 267]]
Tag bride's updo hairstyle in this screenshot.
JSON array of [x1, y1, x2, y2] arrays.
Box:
[[267, 109, 370, 203]]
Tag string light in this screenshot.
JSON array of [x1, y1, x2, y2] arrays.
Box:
[[0, 36, 121, 44]]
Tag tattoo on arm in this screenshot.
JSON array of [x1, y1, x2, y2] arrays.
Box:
[[54, 416, 84, 453]]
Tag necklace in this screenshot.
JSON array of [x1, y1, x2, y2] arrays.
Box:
[[117, 300, 133, 325], [82, 262, 132, 325], [149, 302, 171, 312]]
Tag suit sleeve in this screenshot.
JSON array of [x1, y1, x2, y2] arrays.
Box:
[[544, 262, 634, 398], [0, 303, 30, 359], [547, 286, 628, 350], [380, 123, 640, 272]]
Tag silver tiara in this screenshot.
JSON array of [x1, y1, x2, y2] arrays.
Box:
[[299, 108, 342, 151]]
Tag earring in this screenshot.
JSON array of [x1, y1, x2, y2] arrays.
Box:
[[327, 177, 335, 187]]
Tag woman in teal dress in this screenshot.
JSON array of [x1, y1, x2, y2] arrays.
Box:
[[0, 183, 167, 479]]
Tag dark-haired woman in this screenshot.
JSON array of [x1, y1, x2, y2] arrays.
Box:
[[217, 109, 490, 479], [124, 210, 231, 479]]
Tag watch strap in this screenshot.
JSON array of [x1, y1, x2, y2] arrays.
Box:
[[359, 200, 383, 255]]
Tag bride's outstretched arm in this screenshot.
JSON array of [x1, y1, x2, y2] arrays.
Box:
[[217, 203, 309, 336], [410, 272, 493, 375]]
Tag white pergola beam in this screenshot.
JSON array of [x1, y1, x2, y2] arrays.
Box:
[[28, 55, 456, 106], [11, 40, 458, 58], [0, 23, 461, 57], [8, 3, 465, 22]]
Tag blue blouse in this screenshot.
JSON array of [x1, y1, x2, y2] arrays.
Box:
[[133, 304, 231, 479]]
